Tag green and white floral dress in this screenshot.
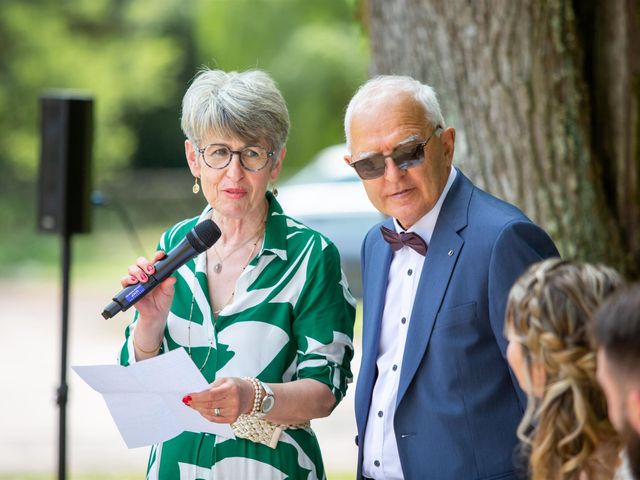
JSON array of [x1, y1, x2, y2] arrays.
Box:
[[119, 193, 356, 480]]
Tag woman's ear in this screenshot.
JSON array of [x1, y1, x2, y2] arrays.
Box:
[[270, 147, 286, 181], [185, 139, 200, 177]]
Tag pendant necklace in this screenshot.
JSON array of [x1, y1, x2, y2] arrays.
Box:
[[187, 273, 214, 371], [212, 237, 261, 315], [188, 230, 263, 371], [211, 219, 266, 274]]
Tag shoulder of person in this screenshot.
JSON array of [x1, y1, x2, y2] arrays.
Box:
[[467, 183, 535, 231], [453, 173, 554, 250], [276, 211, 339, 255]]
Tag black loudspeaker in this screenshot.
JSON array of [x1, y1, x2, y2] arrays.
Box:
[[37, 93, 94, 235]]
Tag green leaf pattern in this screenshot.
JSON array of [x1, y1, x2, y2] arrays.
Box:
[[119, 193, 356, 479]]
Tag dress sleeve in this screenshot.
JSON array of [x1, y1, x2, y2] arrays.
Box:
[[291, 239, 356, 405]]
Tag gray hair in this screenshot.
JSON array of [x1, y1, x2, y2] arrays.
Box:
[[344, 75, 446, 148], [181, 68, 290, 152]]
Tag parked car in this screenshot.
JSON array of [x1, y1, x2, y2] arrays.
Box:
[[277, 144, 385, 298]]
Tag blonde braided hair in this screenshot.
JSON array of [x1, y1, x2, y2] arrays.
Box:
[[505, 258, 623, 480]]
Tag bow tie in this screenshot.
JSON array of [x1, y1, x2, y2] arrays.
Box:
[[380, 226, 428, 256]]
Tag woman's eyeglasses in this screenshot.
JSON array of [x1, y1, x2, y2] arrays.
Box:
[[349, 126, 442, 180], [196, 143, 274, 172]]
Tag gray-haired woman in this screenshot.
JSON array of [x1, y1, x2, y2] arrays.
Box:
[[118, 68, 355, 479]]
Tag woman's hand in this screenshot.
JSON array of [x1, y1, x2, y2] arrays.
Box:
[[183, 377, 255, 424], [122, 250, 176, 359], [121, 250, 176, 324], [183, 378, 337, 425]]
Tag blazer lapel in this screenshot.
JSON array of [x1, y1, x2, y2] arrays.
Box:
[[356, 219, 393, 430], [396, 172, 472, 405]]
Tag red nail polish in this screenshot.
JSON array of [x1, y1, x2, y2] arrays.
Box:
[[146, 265, 154, 273], [129, 276, 138, 283], [182, 395, 192, 405], [140, 273, 147, 281]]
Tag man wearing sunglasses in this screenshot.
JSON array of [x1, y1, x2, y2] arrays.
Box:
[[344, 76, 559, 480]]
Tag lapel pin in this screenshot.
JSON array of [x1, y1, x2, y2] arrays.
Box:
[[448, 250, 454, 256]]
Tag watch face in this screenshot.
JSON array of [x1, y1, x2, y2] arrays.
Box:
[[262, 395, 275, 413]]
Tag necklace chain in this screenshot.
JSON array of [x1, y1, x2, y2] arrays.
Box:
[[187, 272, 213, 371], [212, 237, 260, 315], [211, 214, 267, 274], [187, 215, 266, 371]]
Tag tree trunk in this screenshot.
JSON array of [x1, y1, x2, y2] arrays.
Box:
[[366, 0, 639, 277]]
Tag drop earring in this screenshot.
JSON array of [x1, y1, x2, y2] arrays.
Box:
[[192, 176, 200, 194], [271, 184, 278, 197]]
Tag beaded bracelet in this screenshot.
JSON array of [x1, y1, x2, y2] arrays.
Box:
[[243, 377, 262, 416], [231, 415, 311, 448], [131, 328, 162, 355]]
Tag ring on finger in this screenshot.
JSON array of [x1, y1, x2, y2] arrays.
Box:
[[214, 407, 221, 417]]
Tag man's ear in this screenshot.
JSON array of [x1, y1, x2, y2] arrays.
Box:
[[441, 127, 455, 166], [185, 140, 200, 177], [627, 389, 640, 435]]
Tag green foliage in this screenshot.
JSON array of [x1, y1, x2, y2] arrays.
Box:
[[0, 0, 368, 274], [0, 0, 189, 181], [0, 0, 367, 181], [193, 0, 368, 175]]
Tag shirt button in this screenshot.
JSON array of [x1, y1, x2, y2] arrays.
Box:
[[407, 269, 413, 276], [378, 410, 383, 417], [392, 364, 398, 371], [374, 460, 381, 467], [401, 317, 407, 324]]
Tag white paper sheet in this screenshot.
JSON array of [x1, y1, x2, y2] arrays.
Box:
[[72, 347, 235, 448]]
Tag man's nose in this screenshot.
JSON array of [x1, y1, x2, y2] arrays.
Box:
[[383, 156, 404, 181]]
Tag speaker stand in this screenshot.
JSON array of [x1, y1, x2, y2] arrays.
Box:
[[56, 231, 72, 480]]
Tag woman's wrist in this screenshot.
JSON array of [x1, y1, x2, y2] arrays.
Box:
[[243, 377, 263, 415], [131, 324, 164, 355]]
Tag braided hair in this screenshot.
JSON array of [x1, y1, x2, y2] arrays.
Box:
[[505, 258, 624, 480]]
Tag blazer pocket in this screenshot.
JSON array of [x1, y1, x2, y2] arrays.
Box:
[[432, 301, 477, 331]]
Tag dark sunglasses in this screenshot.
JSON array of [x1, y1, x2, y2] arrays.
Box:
[[350, 126, 442, 180]]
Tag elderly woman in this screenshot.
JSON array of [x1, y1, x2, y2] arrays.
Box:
[[504, 258, 624, 480], [118, 68, 355, 479]]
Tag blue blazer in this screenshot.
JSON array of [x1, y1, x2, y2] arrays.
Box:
[[355, 171, 559, 479]]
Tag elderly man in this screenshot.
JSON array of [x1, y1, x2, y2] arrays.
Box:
[[594, 284, 640, 480], [344, 75, 559, 479]]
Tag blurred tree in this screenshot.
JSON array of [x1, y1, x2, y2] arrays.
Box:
[[0, 0, 188, 182], [0, 0, 369, 270], [366, 0, 639, 277], [193, 0, 369, 176]]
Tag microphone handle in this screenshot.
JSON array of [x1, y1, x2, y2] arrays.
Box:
[[101, 240, 198, 319]]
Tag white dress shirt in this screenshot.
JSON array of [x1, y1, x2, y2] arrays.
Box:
[[362, 167, 457, 480]]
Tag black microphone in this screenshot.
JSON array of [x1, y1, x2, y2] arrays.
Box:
[[101, 219, 221, 319]]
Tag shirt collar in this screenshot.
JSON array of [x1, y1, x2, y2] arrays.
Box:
[[392, 166, 457, 245], [261, 191, 288, 261]]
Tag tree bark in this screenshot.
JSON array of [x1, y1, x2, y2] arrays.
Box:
[[366, 0, 639, 277]]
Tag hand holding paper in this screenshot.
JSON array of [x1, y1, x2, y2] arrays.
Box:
[[72, 348, 234, 448]]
